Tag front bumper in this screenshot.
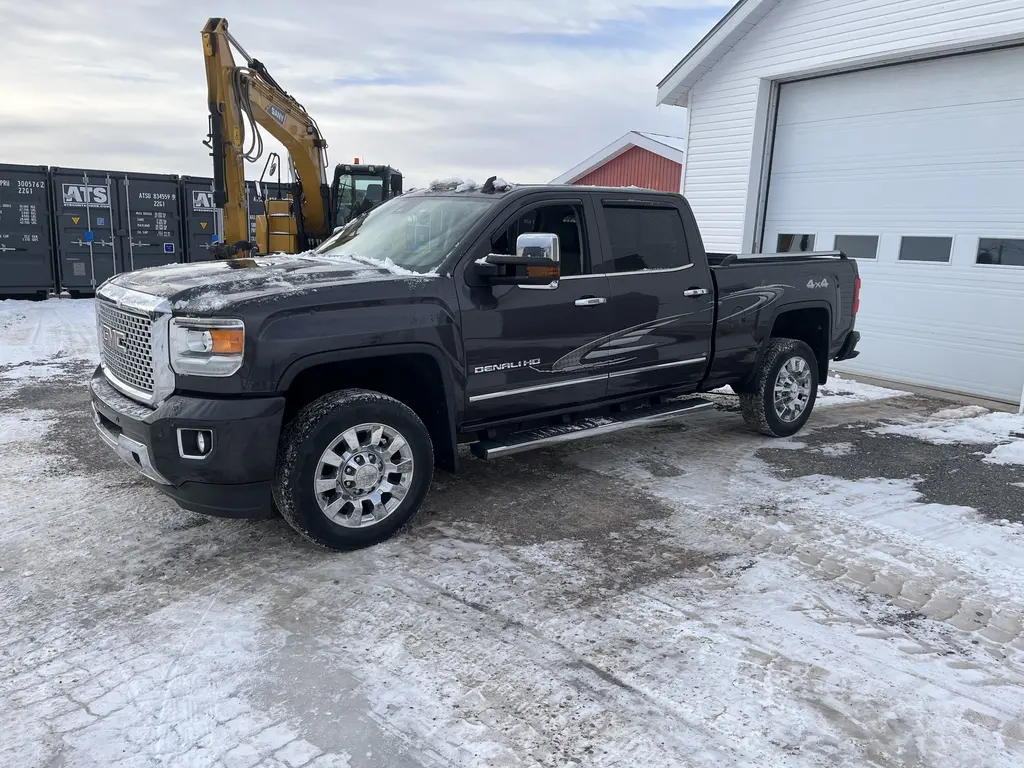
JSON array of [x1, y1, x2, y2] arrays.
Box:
[[90, 367, 285, 519]]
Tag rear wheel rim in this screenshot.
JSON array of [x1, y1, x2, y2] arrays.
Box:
[[314, 422, 415, 528], [773, 357, 812, 423]]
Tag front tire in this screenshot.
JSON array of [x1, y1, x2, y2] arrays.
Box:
[[273, 389, 434, 551], [739, 338, 819, 437]]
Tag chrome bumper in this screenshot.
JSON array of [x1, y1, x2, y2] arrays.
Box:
[[91, 403, 170, 485]]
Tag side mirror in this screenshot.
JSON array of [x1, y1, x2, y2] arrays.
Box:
[[478, 233, 560, 286]]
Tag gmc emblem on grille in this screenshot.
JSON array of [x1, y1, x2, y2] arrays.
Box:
[[101, 325, 126, 352]]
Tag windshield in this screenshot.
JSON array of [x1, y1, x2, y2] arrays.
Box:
[[336, 173, 386, 225], [316, 196, 496, 273]]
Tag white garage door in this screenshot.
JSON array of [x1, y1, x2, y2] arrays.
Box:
[[763, 46, 1024, 404]]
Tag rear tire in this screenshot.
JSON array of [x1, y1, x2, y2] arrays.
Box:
[[739, 338, 818, 437], [273, 389, 434, 551]]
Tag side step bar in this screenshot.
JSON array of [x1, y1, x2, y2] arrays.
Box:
[[471, 397, 713, 460]]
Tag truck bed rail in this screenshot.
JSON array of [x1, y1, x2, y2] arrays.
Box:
[[710, 250, 846, 267]]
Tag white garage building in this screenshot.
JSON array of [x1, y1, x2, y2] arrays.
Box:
[[657, 0, 1024, 407]]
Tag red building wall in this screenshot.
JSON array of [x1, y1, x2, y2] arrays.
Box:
[[573, 146, 682, 191]]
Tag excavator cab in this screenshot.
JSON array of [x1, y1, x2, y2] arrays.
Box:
[[331, 162, 403, 229]]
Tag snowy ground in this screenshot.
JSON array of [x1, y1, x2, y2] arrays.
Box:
[[2, 298, 1024, 767]]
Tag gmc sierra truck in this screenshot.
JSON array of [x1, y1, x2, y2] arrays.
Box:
[[90, 181, 861, 550]]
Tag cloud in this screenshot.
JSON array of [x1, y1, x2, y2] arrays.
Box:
[[0, 0, 728, 187]]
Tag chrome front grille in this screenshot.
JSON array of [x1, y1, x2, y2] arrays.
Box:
[[97, 300, 155, 395]]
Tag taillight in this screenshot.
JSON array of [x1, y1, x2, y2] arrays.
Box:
[[853, 276, 861, 316]]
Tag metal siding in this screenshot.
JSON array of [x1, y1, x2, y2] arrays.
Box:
[[573, 147, 682, 191], [684, 0, 1024, 253], [764, 46, 1024, 403]]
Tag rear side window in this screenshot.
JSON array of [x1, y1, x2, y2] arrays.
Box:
[[602, 206, 690, 273]]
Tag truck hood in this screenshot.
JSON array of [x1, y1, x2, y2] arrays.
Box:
[[102, 254, 432, 313]]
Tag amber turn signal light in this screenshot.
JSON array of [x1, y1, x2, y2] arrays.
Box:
[[209, 328, 244, 354]]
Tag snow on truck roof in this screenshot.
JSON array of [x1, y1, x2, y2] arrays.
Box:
[[411, 179, 680, 198]]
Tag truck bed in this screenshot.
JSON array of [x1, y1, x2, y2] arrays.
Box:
[[703, 250, 860, 389]]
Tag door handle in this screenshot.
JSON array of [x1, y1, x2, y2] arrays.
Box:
[[683, 287, 709, 297], [574, 297, 607, 307]]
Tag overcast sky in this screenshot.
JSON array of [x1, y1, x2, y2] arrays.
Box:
[[1, 1, 728, 188]]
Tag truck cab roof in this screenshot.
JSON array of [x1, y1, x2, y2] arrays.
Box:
[[408, 181, 683, 202]]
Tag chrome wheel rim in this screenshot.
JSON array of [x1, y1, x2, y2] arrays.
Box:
[[774, 357, 812, 423], [314, 423, 415, 528]]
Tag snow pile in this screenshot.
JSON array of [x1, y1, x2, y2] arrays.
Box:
[[818, 374, 909, 406], [429, 177, 471, 191], [710, 373, 908, 410], [872, 407, 1024, 466], [427, 177, 503, 193], [0, 298, 99, 366]]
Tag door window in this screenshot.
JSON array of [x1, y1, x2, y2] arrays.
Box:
[[490, 203, 588, 276], [601, 206, 690, 273], [898, 236, 952, 263], [834, 235, 878, 260], [777, 233, 816, 253], [977, 238, 1024, 266]]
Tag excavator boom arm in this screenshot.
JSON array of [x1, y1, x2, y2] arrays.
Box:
[[201, 18, 330, 248]]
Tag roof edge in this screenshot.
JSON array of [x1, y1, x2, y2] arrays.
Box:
[[656, 0, 777, 107], [550, 131, 685, 185]]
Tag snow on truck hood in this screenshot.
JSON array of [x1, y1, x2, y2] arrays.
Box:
[[101, 254, 435, 313]]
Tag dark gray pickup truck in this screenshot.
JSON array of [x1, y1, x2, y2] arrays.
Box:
[[90, 181, 861, 550]]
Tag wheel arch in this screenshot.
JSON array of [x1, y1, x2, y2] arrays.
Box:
[[277, 344, 459, 472], [766, 301, 832, 382]]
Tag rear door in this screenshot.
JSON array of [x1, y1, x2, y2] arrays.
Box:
[[457, 194, 611, 423], [594, 196, 715, 397]]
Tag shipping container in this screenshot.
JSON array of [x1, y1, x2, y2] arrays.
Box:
[[179, 176, 218, 263], [0, 163, 55, 299], [50, 167, 121, 296], [50, 168, 184, 295], [118, 172, 183, 273]]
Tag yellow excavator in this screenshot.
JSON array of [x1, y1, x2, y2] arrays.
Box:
[[201, 17, 403, 259]]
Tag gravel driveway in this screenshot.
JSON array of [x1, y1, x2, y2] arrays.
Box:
[[2, 299, 1023, 768]]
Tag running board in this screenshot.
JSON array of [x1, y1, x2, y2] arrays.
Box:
[[471, 397, 714, 460]]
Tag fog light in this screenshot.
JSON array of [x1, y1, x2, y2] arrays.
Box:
[[177, 428, 214, 459]]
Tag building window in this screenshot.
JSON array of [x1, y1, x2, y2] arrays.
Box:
[[834, 235, 878, 261], [898, 236, 952, 263], [601, 205, 690, 272], [977, 238, 1024, 267], [777, 233, 815, 253]]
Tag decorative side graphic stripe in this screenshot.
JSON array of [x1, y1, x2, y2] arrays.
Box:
[[469, 356, 708, 402]]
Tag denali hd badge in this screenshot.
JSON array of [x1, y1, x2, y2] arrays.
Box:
[[474, 358, 541, 374]]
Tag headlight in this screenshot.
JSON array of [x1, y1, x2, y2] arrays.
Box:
[[169, 317, 245, 377]]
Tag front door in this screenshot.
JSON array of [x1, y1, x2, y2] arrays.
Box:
[[594, 199, 715, 397], [458, 196, 612, 423]]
